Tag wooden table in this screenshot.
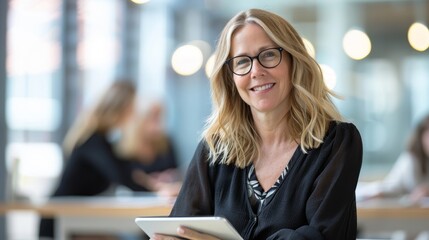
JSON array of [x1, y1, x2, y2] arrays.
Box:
[[0, 196, 174, 240], [3, 197, 429, 240], [357, 198, 429, 239]]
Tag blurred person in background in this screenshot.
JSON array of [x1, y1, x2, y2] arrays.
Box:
[[356, 114, 429, 240], [357, 114, 429, 203], [117, 101, 182, 197], [38, 80, 151, 239]]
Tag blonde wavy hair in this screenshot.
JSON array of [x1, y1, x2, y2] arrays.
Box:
[[203, 9, 343, 168], [63, 81, 136, 156]]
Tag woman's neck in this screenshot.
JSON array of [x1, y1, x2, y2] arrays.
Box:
[[253, 111, 291, 145]]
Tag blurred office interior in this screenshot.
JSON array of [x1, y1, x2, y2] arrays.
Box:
[[0, 0, 428, 239]]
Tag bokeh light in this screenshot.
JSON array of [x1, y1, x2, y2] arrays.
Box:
[[320, 64, 337, 90], [343, 29, 372, 60], [171, 44, 204, 76], [205, 54, 216, 78], [408, 22, 429, 52], [130, 0, 150, 4]]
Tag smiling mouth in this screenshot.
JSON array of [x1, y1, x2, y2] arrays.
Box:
[[252, 83, 274, 92]]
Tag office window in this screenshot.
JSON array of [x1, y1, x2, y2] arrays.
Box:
[[5, 0, 139, 201], [76, 0, 124, 108], [5, 0, 63, 201]]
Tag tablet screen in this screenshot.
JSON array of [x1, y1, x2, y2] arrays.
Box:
[[135, 216, 243, 240]]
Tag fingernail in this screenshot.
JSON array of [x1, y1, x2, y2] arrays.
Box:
[[177, 226, 185, 234]]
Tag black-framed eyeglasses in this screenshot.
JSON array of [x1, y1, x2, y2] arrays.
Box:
[[225, 47, 283, 76]]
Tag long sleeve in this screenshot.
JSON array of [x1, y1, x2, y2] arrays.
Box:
[[380, 152, 418, 195], [82, 133, 149, 191], [266, 122, 363, 240], [170, 141, 214, 216], [168, 123, 363, 240], [356, 152, 419, 200], [54, 132, 147, 196]]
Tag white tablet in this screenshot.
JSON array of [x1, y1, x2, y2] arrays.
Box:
[[134, 216, 243, 240]]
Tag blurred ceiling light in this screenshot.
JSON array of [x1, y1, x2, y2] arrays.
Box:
[[172, 44, 204, 76], [342, 29, 371, 60], [320, 64, 337, 90], [302, 38, 316, 58], [190, 40, 212, 58], [408, 22, 429, 52], [130, 0, 150, 4], [205, 54, 216, 78]]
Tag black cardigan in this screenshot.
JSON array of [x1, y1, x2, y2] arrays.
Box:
[[170, 122, 362, 240], [53, 132, 148, 196]]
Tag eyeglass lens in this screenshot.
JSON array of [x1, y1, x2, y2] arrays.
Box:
[[228, 48, 282, 76]]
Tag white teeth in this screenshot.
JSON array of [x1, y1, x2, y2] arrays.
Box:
[[253, 83, 274, 91]]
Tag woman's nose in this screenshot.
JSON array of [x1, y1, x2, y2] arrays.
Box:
[[250, 58, 266, 77]]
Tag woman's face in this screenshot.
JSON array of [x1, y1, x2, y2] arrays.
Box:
[[140, 105, 165, 140], [230, 23, 292, 116], [422, 126, 429, 157]]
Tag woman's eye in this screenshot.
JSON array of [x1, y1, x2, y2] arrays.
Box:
[[235, 58, 250, 66], [261, 50, 276, 58]]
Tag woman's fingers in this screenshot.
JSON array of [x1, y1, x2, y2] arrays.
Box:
[[150, 227, 220, 240], [150, 233, 181, 240], [177, 226, 220, 240]]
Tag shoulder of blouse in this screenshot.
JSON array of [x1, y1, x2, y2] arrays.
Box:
[[76, 131, 109, 151], [322, 121, 361, 143]]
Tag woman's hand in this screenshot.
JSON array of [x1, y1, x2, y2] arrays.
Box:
[[155, 181, 182, 197], [150, 226, 221, 240], [410, 183, 429, 203], [132, 169, 182, 197]]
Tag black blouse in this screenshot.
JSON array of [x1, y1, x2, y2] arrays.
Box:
[[53, 132, 149, 196], [170, 122, 363, 240]]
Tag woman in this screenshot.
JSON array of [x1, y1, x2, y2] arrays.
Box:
[[118, 101, 182, 197], [39, 80, 149, 239], [155, 8, 362, 240], [357, 114, 429, 202]]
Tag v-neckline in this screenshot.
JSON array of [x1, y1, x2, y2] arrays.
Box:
[[244, 145, 302, 215]]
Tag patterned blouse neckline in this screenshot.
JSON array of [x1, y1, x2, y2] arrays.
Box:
[[247, 164, 289, 213]]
